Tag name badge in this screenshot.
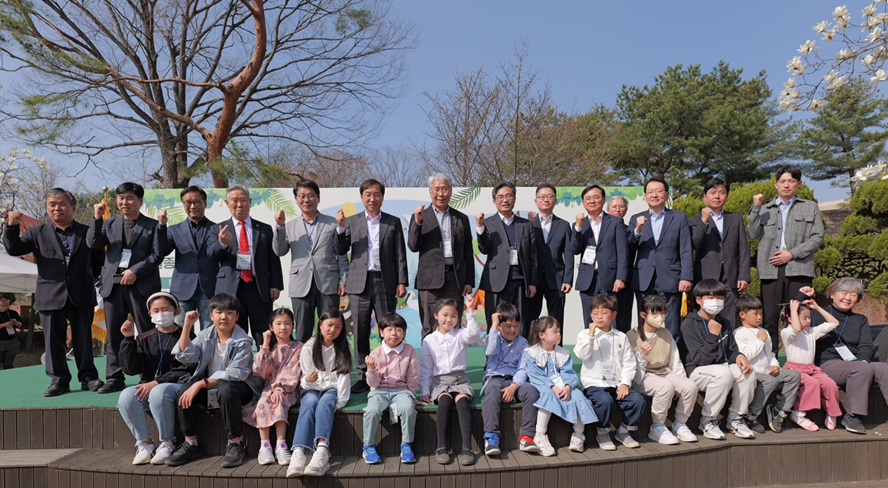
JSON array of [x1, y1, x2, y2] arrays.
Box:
[[119, 249, 132, 268], [550, 373, 565, 389], [443, 239, 453, 258], [207, 387, 221, 409], [389, 403, 400, 425], [601, 362, 618, 383], [236, 252, 252, 270], [371, 248, 381, 271], [835, 343, 857, 361], [4, 326, 14, 335], [582, 245, 597, 265], [509, 247, 519, 266]]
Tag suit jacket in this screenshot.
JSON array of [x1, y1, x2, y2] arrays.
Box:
[[688, 211, 751, 287], [334, 211, 408, 295], [477, 214, 538, 293], [627, 209, 693, 292], [274, 212, 348, 298], [747, 197, 824, 280], [572, 213, 629, 293], [207, 218, 283, 300], [4, 221, 104, 310], [87, 214, 162, 298], [407, 205, 474, 291], [531, 215, 574, 291], [155, 218, 218, 301]]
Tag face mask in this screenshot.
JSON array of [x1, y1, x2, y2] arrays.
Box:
[[0, 306, 8, 312], [701, 299, 725, 316], [151, 312, 176, 328], [645, 314, 665, 328]]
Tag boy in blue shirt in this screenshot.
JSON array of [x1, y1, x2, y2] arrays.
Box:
[[482, 303, 540, 455]]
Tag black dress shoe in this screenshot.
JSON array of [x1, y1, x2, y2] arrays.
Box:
[[351, 379, 370, 394], [97, 379, 125, 394], [82, 379, 105, 391], [44, 384, 71, 397]]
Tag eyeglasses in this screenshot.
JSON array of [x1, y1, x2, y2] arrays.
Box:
[[536, 195, 556, 201], [495, 193, 516, 201], [645, 189, 667, 196], [590, 312, 612, 318], [182, 200, 204, 207], [295, 193, 317, 201], [362, 192, 383, 199]]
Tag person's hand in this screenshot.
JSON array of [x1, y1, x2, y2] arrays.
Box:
[[490, 312, 502, 330], [157, 209, 168, 226], [737, 355, 752, 375], [218, 225, 233, 246], [6, 210, 22, 226], [465, 293, 475, 311], [270, 389, 284, 405], [178, 382, 203, 409], [420, 394, 431, 404], [527, 211, 537, 222], [120, 269, 137, 285], [94, 202, 107, 220], [183, 310, 200, 330], [753, 194, 764, 206], [462, 285, 473, 297], [575, 213, 585, 228], [553, 385, 571, 401], [561, 283, 572, 293], [413, 205, 424, 224], [501, 383, 518, 403], [305, 370, 319, 383], [803, 299, 821, 311], [640, 340, 652, 356], [737, 280, 749, 292], [336, 209, 346, 228], [120, 319, 136, 338], [395, 284, 406, 299], [527, 285, 537, 298], [262, 330, 272, 349], [769, 250, 793, 266], [475, 212, 485, 228], [635, 216, 647, 233], [338, 285, 346, 296], [701, 207, 712, 223], [678, 280, 692, 293], [790, 299, 800, 313], [134, 381, 158, 401], [366, 355, 377, 371], [756, 330, 768, 342], [769, 365, 780, 377], [708, 319, 722, 336], [270, 288, 280, 301], [799, 286, 815, 298], [616, 384, 629, 400], [274, 210, 285, 227], [613, 279, 625, 293]]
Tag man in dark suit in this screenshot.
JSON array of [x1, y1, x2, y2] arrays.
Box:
[[606, 195, 634, 332], [477, 183, 538, 337], [87, 182, 162, 393], [628, 178, 693, 339], [4, 189, 105, 396], [335, 179, 408, 393], [526, 183, 573, 335], [572, 185, 630, 330], [207, 185, 284, 346], [688, 178, 750, 327], [408, 173, 475, 338], [155, 186, 217, 330]]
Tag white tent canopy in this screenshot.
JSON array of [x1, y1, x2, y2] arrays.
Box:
[[0, 252, 38, 293]]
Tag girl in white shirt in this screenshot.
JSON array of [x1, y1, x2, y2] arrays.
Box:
[[419, 297, 480, 466], [286, 309, 352, 478]]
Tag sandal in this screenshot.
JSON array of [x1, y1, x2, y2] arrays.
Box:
[[790, 412, 819, 432], [825, 415, 837, 430]]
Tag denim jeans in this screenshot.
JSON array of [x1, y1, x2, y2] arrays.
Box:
[[175, 289, 211, 332], [363, 389, 417, 445], [292, 389, 338, 451], [117, 382, 181, 445]]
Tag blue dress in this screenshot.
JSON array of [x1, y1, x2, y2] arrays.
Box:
[[524, 344, 598, 425]]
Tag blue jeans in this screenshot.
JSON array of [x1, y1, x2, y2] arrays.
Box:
[[175, 289, 211, 332], [117, 382, 181, 445], [292, 389, 337, 451]]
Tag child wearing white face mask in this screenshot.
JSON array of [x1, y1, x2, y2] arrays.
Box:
[[626, 295, 699, 445], [677, 279, 757, 441]]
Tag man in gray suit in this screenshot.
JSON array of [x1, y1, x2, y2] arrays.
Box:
[[87, 182, 162, 393], [527, 183, 573, 336], [688, 177, 750, 327], [273, 179, 348, 342], [408, 173, 475, 338], [748, 165, 824, 353], [477, 183, 538, 337], [334, 179, 408, 393]]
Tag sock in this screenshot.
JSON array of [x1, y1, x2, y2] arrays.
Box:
[[573, 423, 585, 436], [229, 439, 242, 446], [436, 394, 454, 450], [276, 440, 288, 449], [535, 409, 552, 436], [186, 439, 198, 446], [456, 397, 472, 451], [261, 441, 272, 449]]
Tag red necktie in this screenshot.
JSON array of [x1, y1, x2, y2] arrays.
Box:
[[238, 221, 253, 282]]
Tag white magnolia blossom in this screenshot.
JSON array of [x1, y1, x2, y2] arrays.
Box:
[[864, 16, 882, 30], [835, 48, 856, 60], [864, 53, 878, 65], [798, 40, 817, 54], [784, 76, 798, 88], [833, 5, 850, 19], [809, 98, 827, 110], [850, 162, 888, 182], [872, 69, 888, 82], [823, 27, 840, 41], [787, 56, 806, 74], [828, 75, 848, 90], [868, 26, 882, 42], [864, 4, 878, 16], [814, 20, 830, 33], [878, 12, 888, 22]]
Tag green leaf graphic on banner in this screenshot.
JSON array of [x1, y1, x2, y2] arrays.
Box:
[[267, 189, 299, 216], [450, 187, 480, 210]]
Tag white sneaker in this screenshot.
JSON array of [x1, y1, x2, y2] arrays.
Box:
[[287, 448, 307, 478], [150, 441, 175, 464], [133, 442, 155, 465], [257, 445, 275, 465], [615, 425, 640, 448], [534, 434, 556, 457], [648, 423, 679, 445], [303, 446, 330, 476], [275, 444, 292, 465], [671, 421, 698, 443], [569, 433, 585, 452], [596, 429, 616, 451], [699, 417, 726, 440], [729, 417, 755, 439]]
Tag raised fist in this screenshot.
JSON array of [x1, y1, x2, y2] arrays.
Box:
[[475, 212, 485, 227], [94, 202, 107, 220], [274, 210, 285, 227], [6, 210, 21, 226], [575, 213, 585, 228], [157, 208, 168, 226], [635, 216, 648, 233], [756, 330, 768, 342], [183, 310, 200, 329], [120, 319, 136, 338], [413, 205, 424, 224], [336, 208, 346, 228], [526, 211, 537, 222], [701, 207, 712, 223], [262, 330, 273, 349], [753, 194, 764, 206], [707, 319, 722, 336], [366, 355, 377, 370]]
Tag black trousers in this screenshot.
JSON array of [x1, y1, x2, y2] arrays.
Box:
[[484, 279, 527, 338], [290, 276, 339, 343], [177, 379, 253, 440], [527, 281, 565, 335], [236, 279, 273, 347], [40, 300, 99, 386], [350, 273, 396, 379], [761, 266, 811, 355], [104, 284, 152, 380], [418, 268, 462, 339], [615, 286, 634, 333]]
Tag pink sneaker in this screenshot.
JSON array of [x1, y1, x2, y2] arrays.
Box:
[[790, 412, 819, 432], [825, 415, 837, 430]]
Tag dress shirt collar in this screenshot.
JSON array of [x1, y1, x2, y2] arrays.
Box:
[[236, 216, 253, 228], [539, 213, 553, 225], [433, 206, 450, 217], [649, 208, 666, 219], [498, 212, 515, 226], [588, 212, 604, 224], [777, 196, 796, 208], [382, 341, 405, 355], [366, 212, 382, 224]]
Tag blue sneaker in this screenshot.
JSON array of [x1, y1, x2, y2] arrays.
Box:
[[484, 433, 501, 456], [362, 445, 381, 464], [400, 443, 416, 463]]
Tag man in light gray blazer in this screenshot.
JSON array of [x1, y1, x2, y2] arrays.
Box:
[[273, 180, 348, 342], [748, 165, 824, 354]]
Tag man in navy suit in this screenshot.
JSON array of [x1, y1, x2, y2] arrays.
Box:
[[155, 186, 218, 330], [207, 185, 284, 346], [627, 178, 693, 339], [527, 183, 573, 335], [572, 185, 630, 330], [87, 182, 162, 393]]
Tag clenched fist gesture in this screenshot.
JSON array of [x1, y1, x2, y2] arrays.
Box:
[[157, 208, 168, 226], [274, 210, 286, 227], [336, 209, 346, 228], [575, 213, 585, 229], [752, 194, 764, 206], [120, 319, 136, 338], [475, 212, 485, 227], [701, 207, 712, 223], [94, 202, 107, 220], [413, 205, 424, 224], [6, 210, 21, 226], [635, 216, 648, 233]]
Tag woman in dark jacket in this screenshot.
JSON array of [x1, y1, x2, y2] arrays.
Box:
[[0, 294, 24, 369]]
